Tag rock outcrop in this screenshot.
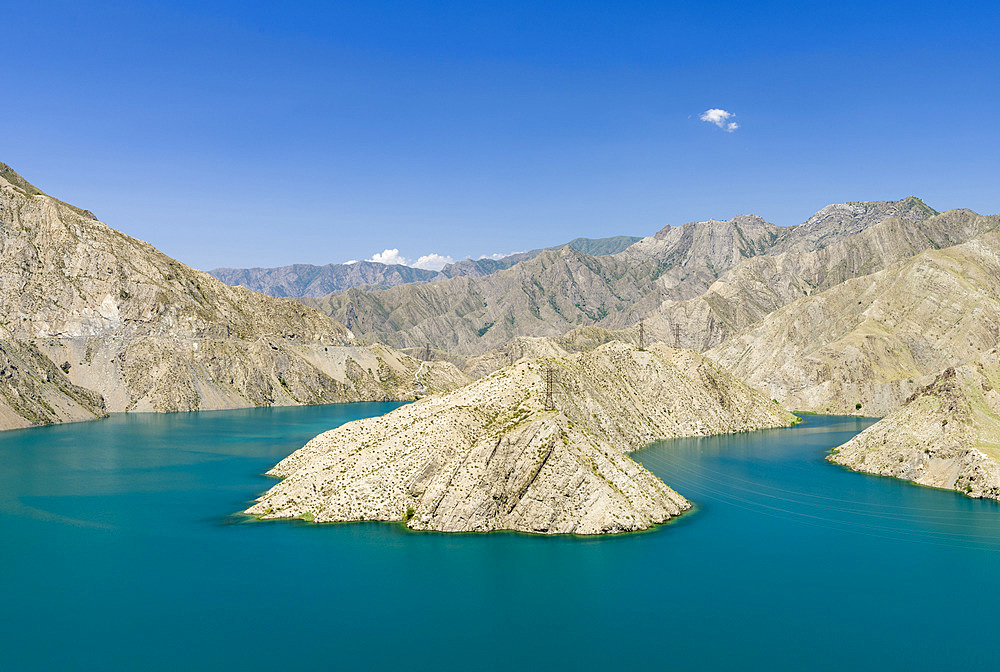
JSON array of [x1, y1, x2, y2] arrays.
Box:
[[246, 341, 798, 534], [0, 162, 468, 429], [828, 350, 1000, 500], [0, 327, 107, 430]]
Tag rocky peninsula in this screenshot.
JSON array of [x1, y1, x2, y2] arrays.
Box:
[[829, 349, 1000, 500], [247, 341, 798, 534]]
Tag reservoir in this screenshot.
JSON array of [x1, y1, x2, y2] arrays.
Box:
[[2, 406, 998, 671]]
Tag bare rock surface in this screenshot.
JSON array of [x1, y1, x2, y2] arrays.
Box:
[[829, 350, 1000, 500], [246, 341, 797, 534], [0, 162, 468, 428], [708, 229, 1000, 415], [0, 327, 106, 430], [304, 198, 979, 357]]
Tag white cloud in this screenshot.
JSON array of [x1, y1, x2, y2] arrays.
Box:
[[700, 108, 739, 132], [479, 252, 514, 260], [343, 259, 358, 265], [362, 248, 454, 271], [369, 248, 409, 265], [412, 253, 455, 271]]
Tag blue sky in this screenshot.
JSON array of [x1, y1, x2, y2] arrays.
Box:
[[4, 1, 999, 269]]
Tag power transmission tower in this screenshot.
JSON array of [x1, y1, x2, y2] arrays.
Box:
[[638, 321, 645, 351], [673, 323, 681, 347], [544, 366, 556, 411], [423, 343, 432, 361]]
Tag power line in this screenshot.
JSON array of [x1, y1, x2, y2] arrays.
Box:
[[544, 366, 556, 411]]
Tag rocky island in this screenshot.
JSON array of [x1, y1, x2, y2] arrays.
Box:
[[247, 341, 798, 534]]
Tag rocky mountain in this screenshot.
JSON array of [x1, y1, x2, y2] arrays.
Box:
[[246, 341, 797, 534], [645, 205, 997, 351], [0, 162, 467, 429], [829, 350, 1000, 500], [209, 262, 439, 298], [305, 245, 659, 353], [769, 197, 938, 255], [208, 235, 642, 297], [303, 198, 975, 357], [707, 227, 1000, 416]]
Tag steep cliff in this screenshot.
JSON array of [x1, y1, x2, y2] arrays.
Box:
[[0, 327, 107, 430]]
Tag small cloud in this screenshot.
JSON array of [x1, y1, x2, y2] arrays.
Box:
[[700, 108, 739, 132], [343, 259, 358, 265], [412, 253, 454, 271], [478, 252, 515, 260]]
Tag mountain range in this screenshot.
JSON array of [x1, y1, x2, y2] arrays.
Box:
[[6, 156, 1000, 504], [208, 235, 641, 297], [300, 196, 990, 357]]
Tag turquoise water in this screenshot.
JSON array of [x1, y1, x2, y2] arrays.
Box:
[[2, 407, 999, 671]]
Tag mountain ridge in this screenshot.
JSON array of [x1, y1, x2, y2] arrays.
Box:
[[209, 235, 642, 297], [301, 198, 973, 357]]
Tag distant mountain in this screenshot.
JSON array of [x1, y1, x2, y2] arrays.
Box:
[[303, 198, 966, 356], [210, 262, 440, 298], [562, 235, 643, 256], [0, 162, 467, 429], [208, 235, 642, 296]]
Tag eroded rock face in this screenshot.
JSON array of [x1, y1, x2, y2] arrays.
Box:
[[0, 162, 468, 428], [828, 351, 1000, 500], [246, 341, 798, 534], [0, 328, 106, 430]]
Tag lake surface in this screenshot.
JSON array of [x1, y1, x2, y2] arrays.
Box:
[[2, 406, 999, 671]]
